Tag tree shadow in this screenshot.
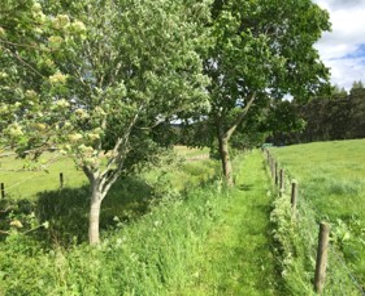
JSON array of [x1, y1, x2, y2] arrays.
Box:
[[33, 176, 153, 247]]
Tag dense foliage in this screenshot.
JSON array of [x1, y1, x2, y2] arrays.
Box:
[[185, 0, 331, 185], [269, 86, 365, 145]]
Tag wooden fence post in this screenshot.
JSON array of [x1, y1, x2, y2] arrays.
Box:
[[59, 173, 64, 189], [279, 169, 285, 191], [291, 182, 297, 216], [314, 222, 330, 294], [1, 183, 4, 199], [274, 163, 278, 186]]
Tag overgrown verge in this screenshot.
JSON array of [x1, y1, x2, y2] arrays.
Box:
[[268, 157, 364, 295], [0, 157, 230, 295]]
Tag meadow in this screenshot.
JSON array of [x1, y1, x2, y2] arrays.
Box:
[[0, 148, 282, 295], [0, 147, 211, 201], [269, 139, 365, 294]]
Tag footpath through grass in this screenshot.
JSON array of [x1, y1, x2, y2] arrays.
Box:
[[182, 150, 282, 295]]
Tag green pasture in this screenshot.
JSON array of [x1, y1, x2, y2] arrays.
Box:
[[174, 145, 210, 158], [270, 139, 365, 221], [270, 139, 365, 291], [0, 154, 86, 200], [0, 146, 211, 201]]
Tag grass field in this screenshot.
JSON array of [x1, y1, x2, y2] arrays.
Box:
[[0, 146, 211, 201], [270, 139, 365, 222], [270, 139, 365, 292], [0, 154, 87, 200], [174, 145, 210, 158]]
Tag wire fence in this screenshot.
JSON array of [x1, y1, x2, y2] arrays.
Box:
[[0, 172, 64, 201], [0, 153, 68, 200], [263, 148, 365, 295]]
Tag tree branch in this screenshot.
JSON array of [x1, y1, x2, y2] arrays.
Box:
[[99, 103, 144, 191], [224, 92, 256, 140], [0, 39, 41, 49], [1, 45, 45, 78]]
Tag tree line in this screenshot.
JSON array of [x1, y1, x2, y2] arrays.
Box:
[[269, 83, 365, 145]]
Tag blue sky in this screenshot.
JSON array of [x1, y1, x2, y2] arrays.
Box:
[[314, 0, 365, 90]]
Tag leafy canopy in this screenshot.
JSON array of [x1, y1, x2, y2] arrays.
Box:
[[1, 0, 211, 172]]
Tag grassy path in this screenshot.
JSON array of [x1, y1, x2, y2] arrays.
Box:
[[182, 150, 281, 295]]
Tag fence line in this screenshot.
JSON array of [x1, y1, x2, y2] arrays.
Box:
[[3, 170, 43, 192], [0, 154, 64, 198], [263, 148, 365, 295]]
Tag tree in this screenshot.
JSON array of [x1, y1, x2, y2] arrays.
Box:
[[351, 80, 364, 90], [330, 84, 348, 99], [0, 0, 211, 244], [202, 0, 330, 185], [265, 100, 306, 145], [350, 80, 364, 96]]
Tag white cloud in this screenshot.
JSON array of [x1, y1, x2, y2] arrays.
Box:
[[314, 0, 365, 89]]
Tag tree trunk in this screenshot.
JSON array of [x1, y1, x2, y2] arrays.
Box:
[[89, 182, 103, 245], [218, 135, 234, 186]]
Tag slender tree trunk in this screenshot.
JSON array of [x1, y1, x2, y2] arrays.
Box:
[[218, 135, 234, 186], [89, 181, 103, 245]]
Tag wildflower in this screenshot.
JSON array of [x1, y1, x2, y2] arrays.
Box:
[[25, 90, 37, 98], [68, 133, 83, 142], [32, 2, 42, 13], [49, 72, 68, 84], [74, 108, 89, 119], [52, 14, 70, 30], [8, 123, 23, 137], [10, 220, 23, 228], [48, 36, 63, 49], [71, 21, 86, 33], [56, 99, 70, 108], [0, 72, 8, 79]]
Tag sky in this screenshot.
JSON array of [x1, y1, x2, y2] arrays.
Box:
[[314, 0, 365, 90]]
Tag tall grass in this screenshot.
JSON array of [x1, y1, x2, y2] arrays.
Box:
[[0, 181, 230, 295], [0, 147, 228, 295]]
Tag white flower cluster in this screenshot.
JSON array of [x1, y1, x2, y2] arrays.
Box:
[[48, 36, 63, 49], [56, 99, 70, 108], [52, 14, 70, 30], [7, 123, 24, 137], [49, 72, 68, 84]]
